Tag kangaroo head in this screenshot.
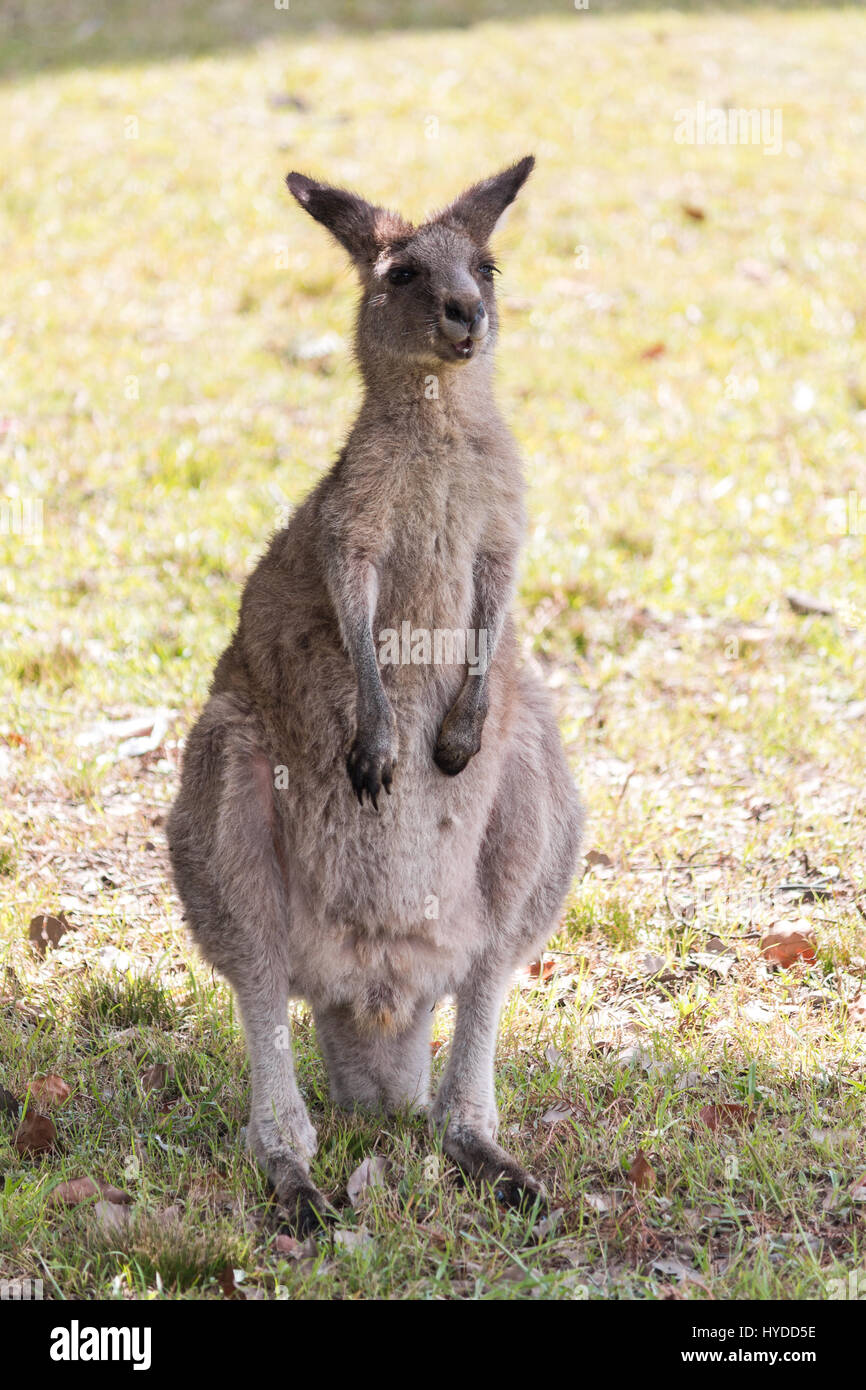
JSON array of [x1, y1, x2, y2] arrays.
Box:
[[286, 156, 534, 372]]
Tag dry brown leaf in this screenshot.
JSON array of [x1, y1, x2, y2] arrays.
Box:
[[218, 1264, 244, 1299], [28, 912, 71, 956], [639, 341, 667, 360], [628, 1149, 656, 1191], [31, 1074, 72, 1108], [584, 849, 613, 869], [94, 1200, 132, 1238], [699, 1103, 754, 1133], [0, 1085, 20, 1119], [274, 1233, 317, 1261], [760, 923, 816, 967], [528, 959, 556, 982], [13, 1112, 57, 1154], [140, 1063, 174, 1093], [51, 1176, 132, 1208]]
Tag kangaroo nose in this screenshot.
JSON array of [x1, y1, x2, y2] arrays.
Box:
[[442, 298, 488, 343]]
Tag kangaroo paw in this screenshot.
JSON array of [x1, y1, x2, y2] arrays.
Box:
[[433, 706, 483, 777], [274, 1179, 334, 1237], [439, 1121, 547, 1214], [346, 724, 397, 807]]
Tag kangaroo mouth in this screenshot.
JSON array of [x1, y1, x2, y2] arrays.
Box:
[[448, 336, 475, 360]]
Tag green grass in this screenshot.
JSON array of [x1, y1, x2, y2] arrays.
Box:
[[1, 0, 865, 1300]]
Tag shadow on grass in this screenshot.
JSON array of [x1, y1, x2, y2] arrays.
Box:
[[0, 0, 858, 81]]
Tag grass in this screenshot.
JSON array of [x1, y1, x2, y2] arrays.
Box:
[[1, 0, 865, 1300]]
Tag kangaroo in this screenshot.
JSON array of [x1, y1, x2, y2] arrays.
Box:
[[167, 156, 583, 1231]]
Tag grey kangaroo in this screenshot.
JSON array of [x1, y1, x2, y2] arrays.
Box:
[[168, 156, 583, 1231]]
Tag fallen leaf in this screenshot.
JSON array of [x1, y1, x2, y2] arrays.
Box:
[[699, 1103, 754, 1133], [584, 849, 612, 868], [615, 1044, 655, 1071], [639, 341, 666, 360], [13, 1113, 57, 1154], [742, 1001, 775, 1024], [534, 1207, 564, 1238], [786, 590, 834, 617], [0, 1085, 20, 1119], [691, 950, 734, 979], [809, 1127, 856, 1152], [140, 1063, 174, 1093], [116, 713, 169, 759], [628, 1150, 656, 1191], [760, 923, 816, 967], [76, 712, 170, 749], [28, 912, 71, 956], [528, 959, 556, 982], [346, 1155, 387, 1208], [583, 1191, 615, 1214], [333, 1227, 373, 1251], [31, 1074, 72, 1108], [639, 952, 666, 977], [93, 1200, 132, 1238], [218, 1264, 244, 1299], [850, 1174, 866, 1202], [51, 1176, 132, 1208], [541, 1104, 572, 1126], [545, 1044, 565, 1067], [652, 1254, 700, 1283]]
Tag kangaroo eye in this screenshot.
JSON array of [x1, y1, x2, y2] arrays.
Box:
[[478, 262, 499, 279], [388, 266, 416, 286]]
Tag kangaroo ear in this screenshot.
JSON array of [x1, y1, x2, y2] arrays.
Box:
[[436, 155, 535, 244], [286, 172, 412, 265]]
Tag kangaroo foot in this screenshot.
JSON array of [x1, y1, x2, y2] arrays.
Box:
[[439, 1121, 547, 1214], [265, 1152, 333, 1236], [273, 1179, 334, 1237]]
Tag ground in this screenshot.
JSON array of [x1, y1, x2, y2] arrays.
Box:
[[1, 0, 865, 1300]]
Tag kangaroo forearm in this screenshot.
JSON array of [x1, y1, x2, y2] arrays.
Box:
[[458, 550, 513, 700], [326, 554, 389, 719]]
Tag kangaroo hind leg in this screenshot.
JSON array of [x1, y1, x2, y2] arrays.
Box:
[[170, 705, 328, 1234]]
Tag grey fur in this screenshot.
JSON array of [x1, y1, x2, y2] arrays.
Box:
[[167, 157, 584, 1229]]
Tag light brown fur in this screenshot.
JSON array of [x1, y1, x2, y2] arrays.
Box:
[[167, 157, 583, 1229]]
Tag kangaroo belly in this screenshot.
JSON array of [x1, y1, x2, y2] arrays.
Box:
[[280, 736, 494, 1025]]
